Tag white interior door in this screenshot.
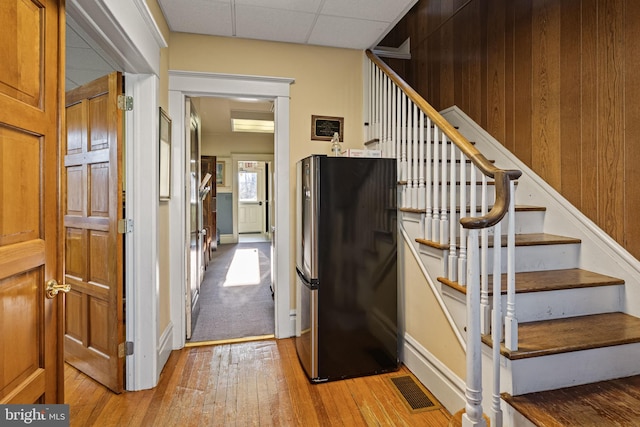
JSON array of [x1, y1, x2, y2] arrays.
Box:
[[238, 161, 265, 234], [185, 99, 202, 339]]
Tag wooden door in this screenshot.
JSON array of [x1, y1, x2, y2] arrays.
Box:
[[63, 72, 125, 393], [201, 155, 217, 266], [0, 0, 64, 404]]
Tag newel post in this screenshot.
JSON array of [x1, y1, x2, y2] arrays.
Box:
[[463, 228, 487, 427]]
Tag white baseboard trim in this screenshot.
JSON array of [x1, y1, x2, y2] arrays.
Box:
[[220, 234, 235, 244], [289, 309, 296, 337], [157, 321, 174, 379], [403, 333, 466, 415]]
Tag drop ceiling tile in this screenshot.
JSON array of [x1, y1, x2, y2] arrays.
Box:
[[159, 0, 233, 36], [320, 0, 417, 23], [235, 0, 323, 14], [307, 15, 389, 49], [235, 4, 316, 44]]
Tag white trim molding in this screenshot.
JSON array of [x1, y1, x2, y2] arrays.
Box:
[[124, 73, 160, 391], [66, 0, 167, 75], [168, 71, 295, 350]]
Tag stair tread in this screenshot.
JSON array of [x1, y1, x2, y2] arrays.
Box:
[[495, 233, 581, 247], [490, 268, 624, 293], [502, 374, 640, 426], [417, 232, 581, 250], [439, 268, 624, 295], [483, 312, 640, 360]]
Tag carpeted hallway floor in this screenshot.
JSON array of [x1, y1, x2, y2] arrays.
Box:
[[188, 242, 275, 342]]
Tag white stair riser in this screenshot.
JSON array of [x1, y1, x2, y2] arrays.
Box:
[[400, 211, 424, 239], [401, 209, 545, 237], [503, 342, 640, 395], [447, 210, 545, 235], [491, 285, 624, 322], [485, 243, 581, 273], [400, 184, 497, 209], [404, 160, 482, 178]]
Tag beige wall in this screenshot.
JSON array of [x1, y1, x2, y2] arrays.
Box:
[[169, 34, 365, 312], [169, 34, 364, 159], [402, 241, 466, 379], [201, 132, 274, 158]]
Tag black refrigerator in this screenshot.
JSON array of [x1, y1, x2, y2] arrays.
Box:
[[295, 154, 399, 383]]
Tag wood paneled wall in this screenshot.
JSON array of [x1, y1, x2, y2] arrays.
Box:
[[381, 0, 640, 259]]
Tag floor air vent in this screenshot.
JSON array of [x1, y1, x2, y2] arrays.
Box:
[[390, 375, 440, 412]]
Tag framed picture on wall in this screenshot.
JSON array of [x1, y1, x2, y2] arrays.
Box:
[[216, 161, 225, 186], [159, 107, 171, 201], [311, 115, 343, 141]]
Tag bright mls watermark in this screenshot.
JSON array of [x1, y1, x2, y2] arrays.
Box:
[[1, 405, 69, 426]]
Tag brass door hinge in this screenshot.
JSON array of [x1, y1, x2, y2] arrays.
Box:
[[117, 95, 133, 111], [118, 341, 134, 357], [118, 219, 133, 234]]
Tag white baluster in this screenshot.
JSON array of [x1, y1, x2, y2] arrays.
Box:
[[458, 151, 469, 286], [385, 76, 391, 155], [440, 129, 449, 248], [463, 229, 486, 427], [376, 66, 380, 144], [448, 142, 458, 283], [406, 97, 413, 208], [367, 61, 373, 142], [384, 76, 389, 155], [391, 83, 396, 159], [396, 87, 401, 182], [480, 174, 490, 335], [418, 111, 425, 211], [412, 103, 419, 209], [432, 127, 440, 243], [505, 180, 519, 351], [491, 222, 503, 427], [425, 117, 433, 241], [401, 92, 407, 208]]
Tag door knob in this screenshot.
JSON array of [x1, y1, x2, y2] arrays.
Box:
[[45, 279, 71, 299]]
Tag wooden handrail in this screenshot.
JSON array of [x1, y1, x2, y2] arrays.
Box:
[[366, 50, 522, 229]]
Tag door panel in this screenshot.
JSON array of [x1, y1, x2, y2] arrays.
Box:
[[186, 100, 202, 339], [201, 156, 217, 265], [0, 0, 63, 404], [63, 72, 124, 393]]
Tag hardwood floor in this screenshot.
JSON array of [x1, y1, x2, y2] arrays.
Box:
[[65, 338, 452, 426]]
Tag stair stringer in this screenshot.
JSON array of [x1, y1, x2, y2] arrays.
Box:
[[397, 225, 468, 416], [400, 209, 525, 420], [441, 105, 640, 317]]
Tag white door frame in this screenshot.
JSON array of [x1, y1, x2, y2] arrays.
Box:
[[168, 71, 295, 349], [67, 0, 167, 391]]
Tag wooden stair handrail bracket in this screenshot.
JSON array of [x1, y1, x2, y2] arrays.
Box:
[[365, 49, 522, 229]]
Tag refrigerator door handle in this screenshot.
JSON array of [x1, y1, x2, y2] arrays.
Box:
[[296, 266, 318, 289]]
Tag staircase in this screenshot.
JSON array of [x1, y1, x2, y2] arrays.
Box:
[[421, 108, 640, 426], [365, 50, 640, 426]]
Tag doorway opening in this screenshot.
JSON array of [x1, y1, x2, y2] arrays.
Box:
[[186, 97, 276, 344], [168, 70, 293, 352]]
